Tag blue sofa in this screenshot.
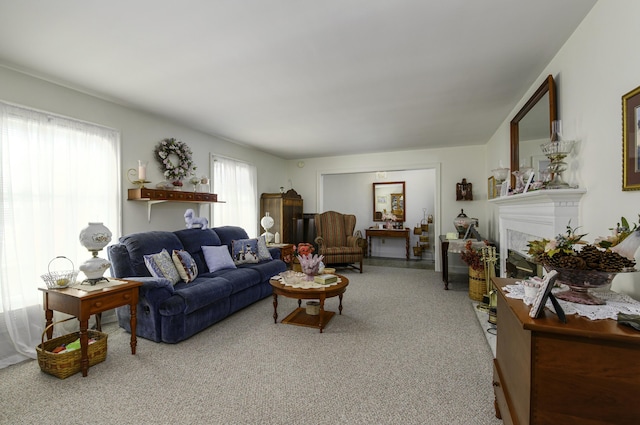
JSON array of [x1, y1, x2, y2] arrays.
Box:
[[107, 226, 286, 343]]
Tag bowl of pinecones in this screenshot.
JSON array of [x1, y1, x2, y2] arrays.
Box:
[[529, 223, 637, 305]]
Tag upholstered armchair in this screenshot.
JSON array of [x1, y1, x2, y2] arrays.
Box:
[[314, 211, 364, 273]]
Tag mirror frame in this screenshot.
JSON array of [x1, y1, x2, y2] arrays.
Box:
[[372, 181, 405, 222], [510, 74, 557, 188]]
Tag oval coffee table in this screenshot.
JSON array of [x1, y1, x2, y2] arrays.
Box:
[[269, 274, 349, 333]]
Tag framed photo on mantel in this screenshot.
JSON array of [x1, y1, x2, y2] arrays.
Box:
[[622, 84, 640, 190]]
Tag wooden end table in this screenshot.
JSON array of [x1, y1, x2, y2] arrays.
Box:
[[269, 275, 349, 333], [39, 279, 141, 377]]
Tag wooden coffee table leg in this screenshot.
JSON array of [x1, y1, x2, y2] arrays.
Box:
[[319, 296, 326, 333], [272, 294, 278, 323], [338, 294, 344, 315]]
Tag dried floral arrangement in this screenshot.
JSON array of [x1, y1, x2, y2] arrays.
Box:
[[460, 239, 489, 271], [527, 219, 638, 273]]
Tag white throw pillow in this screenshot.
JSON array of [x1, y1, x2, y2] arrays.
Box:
[[202, 245, 237, 273]]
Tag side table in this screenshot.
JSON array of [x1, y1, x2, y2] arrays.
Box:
[[39, 279, 141, 377], [269, 243, 294, 266]]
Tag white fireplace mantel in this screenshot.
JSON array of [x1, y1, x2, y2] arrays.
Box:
[[489, 189, 586, 277]]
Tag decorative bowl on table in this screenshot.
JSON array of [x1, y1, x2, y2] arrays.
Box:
[[543, 265, 636, 305]]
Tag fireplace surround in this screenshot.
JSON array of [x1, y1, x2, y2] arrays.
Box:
[[489, 189, 586, 277]]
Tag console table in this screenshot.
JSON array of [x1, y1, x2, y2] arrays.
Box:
[[492, 277, 640, 424], [365, 228, 410, 260]]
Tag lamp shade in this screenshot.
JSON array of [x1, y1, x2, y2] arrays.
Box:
[[79, 222, 112, 251]]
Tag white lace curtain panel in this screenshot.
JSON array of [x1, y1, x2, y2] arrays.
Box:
[[0, 101, 120, 368], [211, 154, 258, 237]]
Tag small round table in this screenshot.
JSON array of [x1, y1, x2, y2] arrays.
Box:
[[269, 274, 349, 333]]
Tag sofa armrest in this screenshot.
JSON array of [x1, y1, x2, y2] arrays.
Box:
[[268, 247, 281, 260], [123, 276, 175, 304]]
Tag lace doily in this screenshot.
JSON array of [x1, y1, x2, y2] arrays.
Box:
[[505, 282, 640, 320], [271, 273, 340, 289]]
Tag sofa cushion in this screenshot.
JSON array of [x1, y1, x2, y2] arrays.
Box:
[[213, 226, 250, 249], [200, 267, 261, 294], [231, 238, 260, 265], [202, 245, 237, 272], [144, 249, 181, 285], [120, 231, 184, 276], [170, 277, 233, 314], [174, 228, 221, 273], [172, 250, 198, 283], [238, 259, 287, 282]]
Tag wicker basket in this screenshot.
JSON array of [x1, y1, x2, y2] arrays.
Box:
[[40, 256, 78, 289], [468, 267, 486, 301], [36, 319, 108, 379]]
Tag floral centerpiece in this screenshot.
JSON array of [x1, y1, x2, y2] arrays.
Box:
[[381, 211, 397, 229], [527, 220, 637, 305], [460, 239, 490, 301], [154, 138, 196, 186], [292, 242, 324, 280]]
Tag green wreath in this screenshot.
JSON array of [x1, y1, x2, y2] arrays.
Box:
[[154, 138, 196, 182]]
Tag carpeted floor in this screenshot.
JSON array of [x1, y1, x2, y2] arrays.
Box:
[[0, 266, 501, 425]]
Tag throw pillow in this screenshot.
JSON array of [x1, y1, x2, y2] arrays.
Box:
[[144, 249, 181, 285], [256, 236, 273, 261], [202, 245, 237, 273], [172, 250, 198, 283], [231, 238, 260, 264]]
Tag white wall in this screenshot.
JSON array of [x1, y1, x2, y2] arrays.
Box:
[[485, 0, 640, 298], [0, 66, 288, 238], [323, 169, 436, 260], [286, 144, 489, 271]]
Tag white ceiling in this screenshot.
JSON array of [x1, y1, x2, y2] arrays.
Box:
[[0, 0, 596, 159]]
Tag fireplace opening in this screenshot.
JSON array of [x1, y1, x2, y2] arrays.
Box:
[[506, 250, 543, 280]]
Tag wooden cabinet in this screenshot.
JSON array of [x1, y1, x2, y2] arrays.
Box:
[[492, 277, 640, 425], [260, 189, 303, 244]]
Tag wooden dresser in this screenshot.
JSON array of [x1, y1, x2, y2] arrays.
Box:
[[492, 277, 640, 425]]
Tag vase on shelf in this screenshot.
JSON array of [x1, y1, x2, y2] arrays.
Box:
[[172, 180, 183, 191]]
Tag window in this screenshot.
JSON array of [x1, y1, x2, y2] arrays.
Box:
[[211, 155, 257, 237], [0, 101, 120, 368]]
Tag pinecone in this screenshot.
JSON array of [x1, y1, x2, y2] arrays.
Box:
[[578, 245, 603, 270], [598, 250, 635, 272]]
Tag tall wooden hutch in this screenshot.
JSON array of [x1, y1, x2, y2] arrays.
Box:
[[259, 189, 303, 244]]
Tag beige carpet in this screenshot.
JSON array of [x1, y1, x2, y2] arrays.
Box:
[[0, 266, 501, 425]]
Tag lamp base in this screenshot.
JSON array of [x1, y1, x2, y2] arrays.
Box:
[[81, 276, 109, 286]]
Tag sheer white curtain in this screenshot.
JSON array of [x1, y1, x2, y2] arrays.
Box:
[[0, 102, 120, 368], [211, 155, 258, 237]]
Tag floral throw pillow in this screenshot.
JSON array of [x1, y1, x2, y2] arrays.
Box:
[[257, 236, 273, 261], [172, 250, 198, 283], [144, 249, 181, 285]]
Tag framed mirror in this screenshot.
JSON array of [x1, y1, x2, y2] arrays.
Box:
[[373, 181, 405, 222], [510, 75, 557, 187]]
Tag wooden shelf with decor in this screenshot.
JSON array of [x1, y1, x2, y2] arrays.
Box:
[[127, 188, 222, 222]]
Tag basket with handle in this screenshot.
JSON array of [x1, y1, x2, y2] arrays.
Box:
[[36, 317, 108, 379], [40, 256, 78, 289]]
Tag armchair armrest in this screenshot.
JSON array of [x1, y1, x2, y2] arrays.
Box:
[[315, 236, 325, 248]]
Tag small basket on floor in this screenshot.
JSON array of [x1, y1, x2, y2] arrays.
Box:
[[36, 318, 108, 379]]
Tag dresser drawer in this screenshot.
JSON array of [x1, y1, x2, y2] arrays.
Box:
[[493, 360, 513, 425], [85, 290, 137, 314]]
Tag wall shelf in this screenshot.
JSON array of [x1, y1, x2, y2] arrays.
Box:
[[127, 188, 222, 222]]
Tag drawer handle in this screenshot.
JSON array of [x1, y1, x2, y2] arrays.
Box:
[[492, 381, 500, 387], [123, 294, 131, 300], [94, 301, 103, 308]]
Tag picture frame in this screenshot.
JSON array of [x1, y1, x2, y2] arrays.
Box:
[[487, 176, 497, 199], [523, 171, 535, 193], [529, 270, 565, 323], [500, 180, 510, 197], [622, 84, 640, 190]]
